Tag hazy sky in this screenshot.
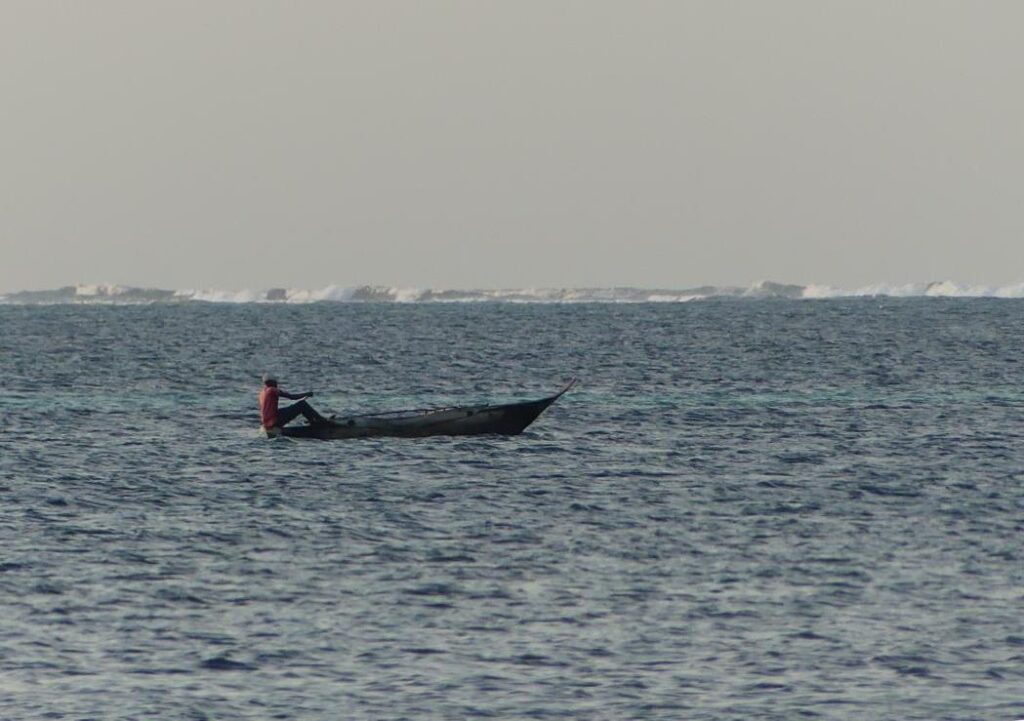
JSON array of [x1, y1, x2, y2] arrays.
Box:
[[2, 1, 1022, 291]]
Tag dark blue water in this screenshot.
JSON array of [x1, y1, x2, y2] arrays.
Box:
[[2, 301, 1022, 720]]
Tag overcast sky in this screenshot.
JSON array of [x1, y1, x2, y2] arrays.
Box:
[[1, 1, 1021, 292]]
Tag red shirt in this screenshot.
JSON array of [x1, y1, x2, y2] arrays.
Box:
[[259, 386, 280, 428]]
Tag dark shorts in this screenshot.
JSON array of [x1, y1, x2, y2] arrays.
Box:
[[275, 401, 308, 426]]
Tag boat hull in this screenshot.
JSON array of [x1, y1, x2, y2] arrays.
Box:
[[270, 380, 575, 440]]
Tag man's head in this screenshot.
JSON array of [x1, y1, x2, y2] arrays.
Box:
[[263, 373, 278, 387]]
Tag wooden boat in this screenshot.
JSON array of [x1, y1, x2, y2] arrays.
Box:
[[269, 379, 576, 440]]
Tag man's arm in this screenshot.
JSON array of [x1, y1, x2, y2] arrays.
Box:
[[280, 390, 313, 401]]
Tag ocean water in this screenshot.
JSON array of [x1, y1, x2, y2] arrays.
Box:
[[1, 300, 1022, 720]]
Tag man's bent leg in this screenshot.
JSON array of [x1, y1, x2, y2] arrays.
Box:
[[297, 400, 330, 426], [277, 400, 328, 427], [274, 402, 304, 426]]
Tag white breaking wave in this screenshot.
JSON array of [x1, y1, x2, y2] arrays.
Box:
[[802, 280, 1024, 299], [175, 288, 266, 303], [3, 280, 1024, 304], [74, 283, 133, 297]]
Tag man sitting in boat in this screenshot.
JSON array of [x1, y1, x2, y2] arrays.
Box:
[[259, 374, 330, 431]]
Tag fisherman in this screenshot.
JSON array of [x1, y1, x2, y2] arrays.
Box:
[[259, 374, 330, 430]]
